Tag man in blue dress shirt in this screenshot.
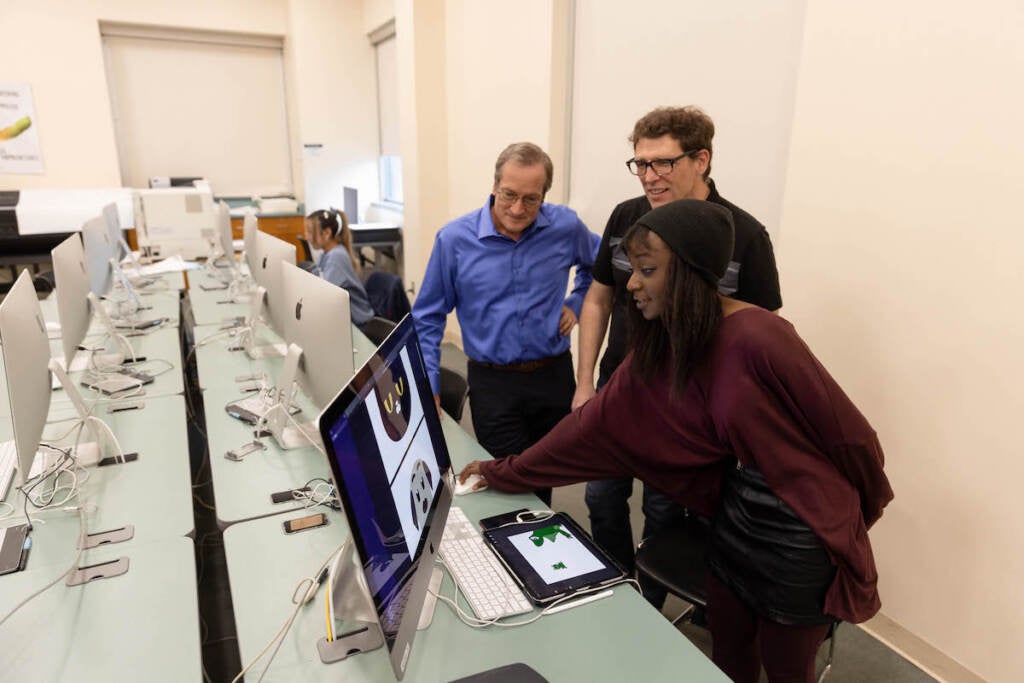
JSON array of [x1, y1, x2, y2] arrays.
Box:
[[413, 142, 600, 505]]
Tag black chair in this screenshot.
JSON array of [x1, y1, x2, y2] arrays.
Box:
[[363, 270, 411, 323], [438, 366, 469, 422], [361, 316, 397, 347], [635, 517, 840, 682]]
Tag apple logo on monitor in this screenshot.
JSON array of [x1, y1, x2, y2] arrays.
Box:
[[294, 297, 302, 320], [409, 459, 433, 530], [262, 256, 268, 269], [374, 360, 412, 441]]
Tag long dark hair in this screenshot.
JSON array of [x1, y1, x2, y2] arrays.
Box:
[[307, 208, 360, 274], [623, 224, 722, 396]]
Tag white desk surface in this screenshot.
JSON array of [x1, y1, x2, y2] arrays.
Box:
[[222, 417, 728, 682], [0, 537, 201, 682], [38, 285, 182, 330], [1, 394, 194, 570]]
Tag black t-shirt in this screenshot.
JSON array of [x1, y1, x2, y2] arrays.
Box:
[[591, 179, 782, 381]]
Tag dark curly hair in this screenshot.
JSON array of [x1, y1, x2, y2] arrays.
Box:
[[629, 106, 715, 180]]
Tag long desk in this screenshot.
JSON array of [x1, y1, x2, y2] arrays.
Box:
[[0, 537, 201, 682], [0, 395, 194, 571], [222, 416, 728, 682]]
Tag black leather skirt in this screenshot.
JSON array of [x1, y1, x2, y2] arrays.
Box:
[[707, 463, 836, 625]]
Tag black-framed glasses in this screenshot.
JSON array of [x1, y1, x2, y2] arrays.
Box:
[[495, 188, 543, 208], [625, 150, 700, 177]]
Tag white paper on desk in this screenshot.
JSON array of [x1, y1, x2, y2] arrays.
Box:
[[131, 255, 201, 275]]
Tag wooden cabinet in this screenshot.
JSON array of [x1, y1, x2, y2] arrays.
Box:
[[230, 215, 306, 257]]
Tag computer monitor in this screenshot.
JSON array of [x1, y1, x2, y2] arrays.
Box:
[[81, 214, 117, 297], [0, 272, 52, 489], [343, 186, 359, 224], [280, 262, 354, 407], [242, 211, 259, 273], [250, 231, 296, 341], [318, 315, 452, 680], [216, 200, 234, 262], [51, 234, 92, 368]]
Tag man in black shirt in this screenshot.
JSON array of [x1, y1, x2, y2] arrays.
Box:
[[573, 106, 782, 606]]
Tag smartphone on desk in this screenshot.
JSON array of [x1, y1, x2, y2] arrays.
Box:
[[478, 508, 532, 531]]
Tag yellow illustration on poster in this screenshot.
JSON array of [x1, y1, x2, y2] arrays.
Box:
[[0, 83, 44, 174]]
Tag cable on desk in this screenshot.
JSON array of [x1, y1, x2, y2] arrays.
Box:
[[429, 560, 640, 629], [230, 543, 343, 683], [0, 505, 87, 629]]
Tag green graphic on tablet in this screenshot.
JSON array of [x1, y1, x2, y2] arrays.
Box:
[[529, 524, 571, 546]]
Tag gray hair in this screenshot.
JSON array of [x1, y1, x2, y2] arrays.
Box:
[[493, 142, 553, 193]]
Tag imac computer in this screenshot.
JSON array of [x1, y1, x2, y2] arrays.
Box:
[[0, 272, 54, 489], [241, 211, 259, 275], [317, 315, 452, 680], [260, 262, 355, 449], [51, 234, 95, 370], [102, 202, 154, 286], [81, 214, 117, 298], [241, 231, 295, 359], [0, 273, 120, 487], [51, 235, 139, 385]]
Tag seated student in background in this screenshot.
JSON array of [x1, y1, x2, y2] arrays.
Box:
[[305, 209, 375, 327], [459, 200, 893, 683]]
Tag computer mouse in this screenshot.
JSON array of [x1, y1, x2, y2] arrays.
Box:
[[454, 474, 487, 496]]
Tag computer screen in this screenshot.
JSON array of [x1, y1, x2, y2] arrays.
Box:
[[280, 262, 354, 408], [251, 231, 296, 340], [215, 200, 234, 260], [101, 202, 125, 260], [0, 271, 53, 488], [81, 214, 116, 297], [318, 315, 452, 680], [51, 234, 92, 368], [242, 212, 259, 273], [343, 186, 359, 224]]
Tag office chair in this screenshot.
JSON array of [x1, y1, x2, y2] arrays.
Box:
[[438, 366, 469, 422], [634, 517, 840, 683], [362, 316, 397, 347], [363, 270, 411, 323]]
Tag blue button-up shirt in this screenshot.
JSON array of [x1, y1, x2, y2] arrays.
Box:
[[413, 196, 600, 394]]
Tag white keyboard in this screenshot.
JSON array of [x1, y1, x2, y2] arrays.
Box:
[[440, 507, 532, 621], [0, 441, 16, 502]]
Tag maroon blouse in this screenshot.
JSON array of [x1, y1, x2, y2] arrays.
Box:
[[479, 307, 893, 623]]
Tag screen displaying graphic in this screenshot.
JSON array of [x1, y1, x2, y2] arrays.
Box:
[[507, 522, 607, 585], [323, 320, 450, 641]]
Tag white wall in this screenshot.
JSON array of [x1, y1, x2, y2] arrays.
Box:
[[286, 0, 380, 214], [569, 1, 807, 239], [0, 1, 287, 191], [443, 0, 554, 219], [779, 1, 1024, 681]]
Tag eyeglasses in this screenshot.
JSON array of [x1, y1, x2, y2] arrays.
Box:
[[495, 188, 543, 208], [625, 151, 700, 177]]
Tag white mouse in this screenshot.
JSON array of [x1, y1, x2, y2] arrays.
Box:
[[454, 474, 487, 496]]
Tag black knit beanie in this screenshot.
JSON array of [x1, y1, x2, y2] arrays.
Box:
[[634, 199, 735, 287]]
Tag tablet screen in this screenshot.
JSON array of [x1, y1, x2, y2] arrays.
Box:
[[484, 512, 625, 604]]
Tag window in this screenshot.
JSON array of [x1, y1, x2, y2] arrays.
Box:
[[371, 22, 401, 204]]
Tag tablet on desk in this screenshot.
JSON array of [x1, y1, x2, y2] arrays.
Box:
[[483, 511, 625, 605]]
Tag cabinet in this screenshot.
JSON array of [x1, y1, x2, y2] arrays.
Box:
[[230, 215, 306, 258]]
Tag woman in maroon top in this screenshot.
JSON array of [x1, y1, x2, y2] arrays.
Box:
[[459, 199, 893, 683]]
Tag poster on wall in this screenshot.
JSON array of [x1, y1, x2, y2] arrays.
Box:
[[0, 82, 45, 174]]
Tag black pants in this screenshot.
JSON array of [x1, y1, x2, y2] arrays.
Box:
[[466, 353, 575, 507]]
